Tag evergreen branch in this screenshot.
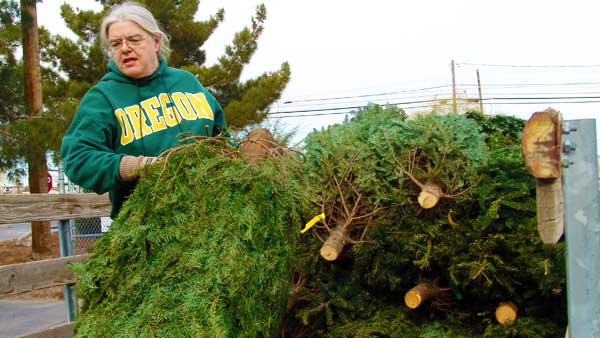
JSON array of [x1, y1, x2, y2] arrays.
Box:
[[320, 200, 332, 232], [313, 229, 326, 244], [350, 206, 383, 222], [332, 175, 349, 218], [444, 184, 475, 198], [358, 214, 375, 242], [402, 168, 425, 189]]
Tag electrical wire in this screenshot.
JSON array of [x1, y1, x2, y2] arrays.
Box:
[[269, 96, 600, 119], [456, 62, 600, 68]]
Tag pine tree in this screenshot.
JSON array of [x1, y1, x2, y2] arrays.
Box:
[[47, 0, 290, 130], [0, 0, 56, 258], [0, 0, 98, 184]]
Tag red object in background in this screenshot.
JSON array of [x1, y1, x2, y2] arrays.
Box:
[[47, 172, 52, 192]]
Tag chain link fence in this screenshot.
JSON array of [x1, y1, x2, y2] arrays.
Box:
[[72, 217, 113, 254], [72, 217, 106, 254], [57, 172, 111, 254]]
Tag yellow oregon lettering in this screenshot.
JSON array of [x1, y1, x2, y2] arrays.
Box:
[[140, 97, 167, 132], [124, 105, 153, 138], [158, 93, 180, 127], [115, 108, 134, 145], [171, 92, 197, 120], [186, 92, 214, 120]]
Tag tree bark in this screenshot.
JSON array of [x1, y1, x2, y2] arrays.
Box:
[[21, 0, 52, 259], [536, 178, 564, 245]]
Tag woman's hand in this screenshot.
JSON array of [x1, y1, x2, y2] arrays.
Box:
[[119, 155, 159, 181]]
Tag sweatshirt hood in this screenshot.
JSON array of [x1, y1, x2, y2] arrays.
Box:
[[102, 58, 167, 85]]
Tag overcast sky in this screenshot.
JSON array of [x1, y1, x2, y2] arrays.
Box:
[[37, 0, 600, 146]]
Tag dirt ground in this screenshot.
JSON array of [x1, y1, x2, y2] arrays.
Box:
[[0, 233, 65, 300]]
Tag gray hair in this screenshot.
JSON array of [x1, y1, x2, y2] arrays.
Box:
[[100, 1, 171, 60]]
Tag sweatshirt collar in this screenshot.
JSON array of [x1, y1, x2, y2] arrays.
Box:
[[103, 58, 167, 85]]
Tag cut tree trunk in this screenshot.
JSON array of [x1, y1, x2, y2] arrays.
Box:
[[417, 182, 443, 209], [404, 281, 438, 309], [320, 227, 348, 261], [240, 128, 280, 162], [521, 108, 562, 179], [495, 301, 518, 324]]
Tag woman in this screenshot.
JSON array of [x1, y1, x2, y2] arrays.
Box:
[[61, 1, 227, 219]]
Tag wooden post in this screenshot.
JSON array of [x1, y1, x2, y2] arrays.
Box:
[[451, 60, 457, 115], [476, 69, 484, 113], [521, 108, 565, 244]]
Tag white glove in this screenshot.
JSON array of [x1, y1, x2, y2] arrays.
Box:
[[119, 155, 158, 181]]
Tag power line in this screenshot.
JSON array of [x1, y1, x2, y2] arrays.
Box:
[[456, 62, 600, 68], [276, 82, 600, 109], [280, 92, 454, 108], [278, 88, 600, 111], [459, 81, 600, 87], [269, 95, 600, 118], [281, 85, 452, 104]]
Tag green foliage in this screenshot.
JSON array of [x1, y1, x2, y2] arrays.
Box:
[[0, 0, 21, 56], [73, 138, 311, 337], [376, 112, 489, 197], [71, 106, 567, 337], [284, 107, 566, 337], [0, 0, 64, 182], [303, 104, 409, 204]]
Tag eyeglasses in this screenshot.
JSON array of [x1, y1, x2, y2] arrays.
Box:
[[109, 34, 147, 52]]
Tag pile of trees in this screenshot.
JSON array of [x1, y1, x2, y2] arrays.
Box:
[[2, 1, 567, 336], [72, 105, 567, 337], [284, 106, 567, 337]]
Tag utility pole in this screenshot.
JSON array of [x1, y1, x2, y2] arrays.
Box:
[[477, 69, 484, 114], [21, 0, 52, 259], [451, 60, 457, 115]]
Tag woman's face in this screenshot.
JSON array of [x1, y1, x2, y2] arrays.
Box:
[[107, 20, 160, 79]]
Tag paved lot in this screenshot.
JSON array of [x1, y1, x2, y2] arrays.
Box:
[[0, 223, 67, 338], [0, 223, 30, 241], [0, 299, 66, 338]]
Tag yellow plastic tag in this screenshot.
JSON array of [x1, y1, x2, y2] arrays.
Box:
[[301, 213, 325, 234]]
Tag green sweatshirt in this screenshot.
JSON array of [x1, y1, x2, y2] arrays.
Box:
[[61, 59, 227, 218]]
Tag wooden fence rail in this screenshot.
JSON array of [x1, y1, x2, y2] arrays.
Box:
[[0, 193, 110, 338], [0, 254, 89, 296], [0, 193, 111, 225]]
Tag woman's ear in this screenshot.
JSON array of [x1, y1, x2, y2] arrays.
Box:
[[153, 33, 161, 53]]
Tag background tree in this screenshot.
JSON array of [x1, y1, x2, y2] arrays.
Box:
[[22, 0, 55, 259], [47, 0, 290, 130], [0, 0, 56, 258]]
